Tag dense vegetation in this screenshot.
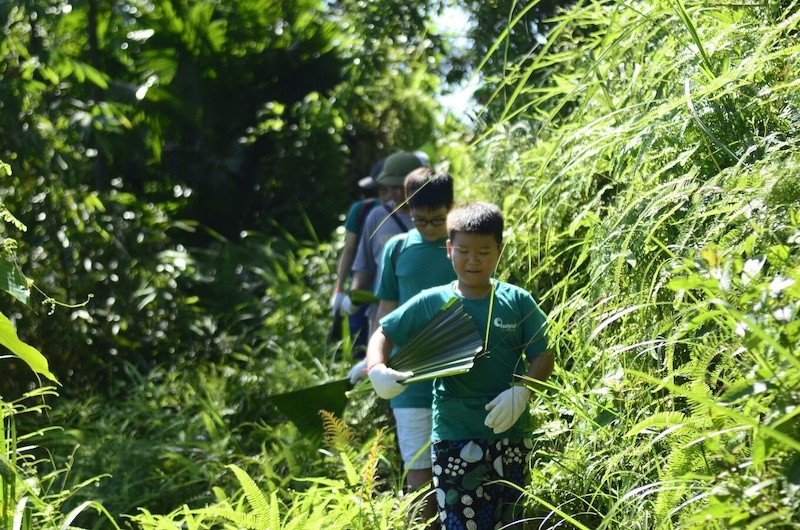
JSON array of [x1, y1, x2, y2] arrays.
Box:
[[2, 0, 799, 529]]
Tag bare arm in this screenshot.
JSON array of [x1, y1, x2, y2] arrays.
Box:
[[350, 270, 374, 292], [366, 326, 394, 370], [524, 351, 554, 390], [334, 231, 360, 292]]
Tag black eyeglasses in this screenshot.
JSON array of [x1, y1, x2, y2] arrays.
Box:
[[412, 217, 446, 228]]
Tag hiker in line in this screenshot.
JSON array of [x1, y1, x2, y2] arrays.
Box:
[[330, 157, 387, 357], [350, 167, 456, 527], [342, 151, 429, 335], [366, 202, 554, 530]]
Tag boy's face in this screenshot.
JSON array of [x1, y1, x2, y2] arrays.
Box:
[[410, 206, 449, 242], [446, 232, 502, 296]]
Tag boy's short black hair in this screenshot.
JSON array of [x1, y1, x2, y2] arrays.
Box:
[[405, 168, 454, 211], [447, 202, 504, 244]]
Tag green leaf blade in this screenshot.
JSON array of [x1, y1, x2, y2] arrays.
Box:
[[0, 311, 58, 382]]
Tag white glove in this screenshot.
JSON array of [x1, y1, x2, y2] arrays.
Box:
[[340, 295, 360, 316], [484, 386, 532, 434], [348, 359, 368, 385], [368, 363, 413, 399], [330, 291, 347, 316]]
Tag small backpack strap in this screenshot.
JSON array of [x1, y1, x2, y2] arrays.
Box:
[[384, 204, 411, 232]]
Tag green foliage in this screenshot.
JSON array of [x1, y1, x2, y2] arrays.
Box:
[[127, 416, 427, 530], [0, 178, 56, 384], [3, 2, 800, 530], [473, 1, 800, 527], [1, 388, 121, 530], [0, 0, 447, 243]]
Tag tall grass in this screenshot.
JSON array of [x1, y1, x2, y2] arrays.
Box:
[[1, 388, 122, 529], [476, 0, 800, 527]]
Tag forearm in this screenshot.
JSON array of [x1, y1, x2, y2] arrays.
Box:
[[334, 233, 359, 291], [524, 351, 554, 390], [366, 327, 394, 370]]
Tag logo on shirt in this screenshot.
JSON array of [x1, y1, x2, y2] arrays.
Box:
[[493, 317, 517, 331]]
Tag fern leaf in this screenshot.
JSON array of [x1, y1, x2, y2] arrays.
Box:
[[360, 428, 385, 500], [226, 464, 273, 528], [626, 411, 688, 438]]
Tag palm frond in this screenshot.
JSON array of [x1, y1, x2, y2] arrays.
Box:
[[349, 289, 379, 305], [387, 297, 483, 384], [269, 378, 352, 439]]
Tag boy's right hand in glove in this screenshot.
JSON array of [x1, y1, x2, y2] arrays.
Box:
[[484, 386, 532, 434], [368, 363, 413, 399]]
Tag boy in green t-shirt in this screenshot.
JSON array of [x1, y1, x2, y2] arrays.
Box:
[[366, 202, 554, 530], [351, 166, 456, 524]]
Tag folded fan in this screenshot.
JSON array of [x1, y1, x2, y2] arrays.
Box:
[[387, 297, 484, 384]]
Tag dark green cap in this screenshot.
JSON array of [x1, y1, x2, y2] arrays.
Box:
[[376, 151, 425, 186]]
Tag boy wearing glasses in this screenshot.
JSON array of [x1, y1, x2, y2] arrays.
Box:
[[367, 202, 553, 529], [350, 167, 455, 525]]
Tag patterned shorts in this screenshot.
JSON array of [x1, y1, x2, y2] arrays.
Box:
[[432, 439, 532, 530]]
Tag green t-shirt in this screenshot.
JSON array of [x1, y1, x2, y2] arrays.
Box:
[[377, 229, 456, 408], [380, 280, 548, 442]]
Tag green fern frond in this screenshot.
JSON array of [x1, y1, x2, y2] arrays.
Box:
[[338, 450, 361, 488], [225, 464, 276, 529], [625, 411, 688, 438], [202, 504, 261, 529], [686, 380, 714, 425], [653, 435, 710, 522]]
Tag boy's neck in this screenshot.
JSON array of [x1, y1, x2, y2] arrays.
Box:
[[454, 279, 494, 299]]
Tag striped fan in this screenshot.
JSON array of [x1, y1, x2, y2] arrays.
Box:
[[387, 297, 483, 384]]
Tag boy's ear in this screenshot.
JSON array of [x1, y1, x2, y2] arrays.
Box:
[[445, 239, 453, 260]]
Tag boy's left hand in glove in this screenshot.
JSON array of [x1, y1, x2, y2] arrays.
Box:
[[484, 386, 532, 434]]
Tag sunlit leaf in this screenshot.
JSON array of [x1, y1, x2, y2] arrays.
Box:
[[349, 289, 379, 305], [0, 311, 58, 383]]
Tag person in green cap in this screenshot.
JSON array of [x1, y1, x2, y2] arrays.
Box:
[[343, 151, 429, 334]]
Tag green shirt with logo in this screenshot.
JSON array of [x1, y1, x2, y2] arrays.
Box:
[[380, 280, 548, 441]]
